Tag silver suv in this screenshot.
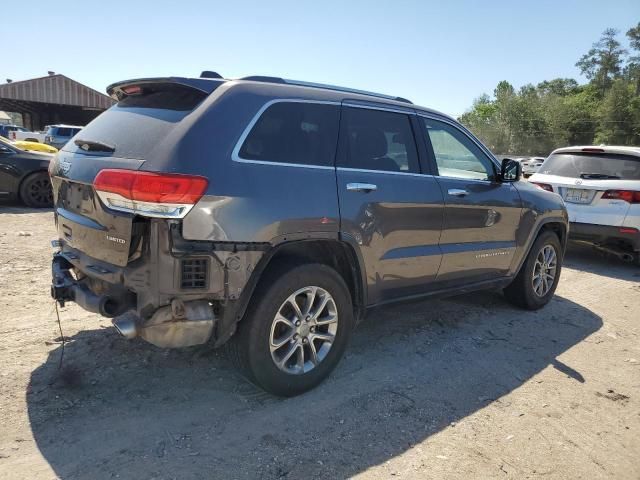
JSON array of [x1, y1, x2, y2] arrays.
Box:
[[49, 73, 568, 396], [45, 124, 82, 149]]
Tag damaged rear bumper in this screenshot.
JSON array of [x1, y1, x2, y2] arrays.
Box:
[[50, 220, 268, 348], [51, 252, 216, 348], [51, 253, 135, 317]]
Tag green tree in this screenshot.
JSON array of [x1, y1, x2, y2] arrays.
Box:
[[576, 28, 627, 95], [596, 79, 638, 144], [626, 22, 640, 95]]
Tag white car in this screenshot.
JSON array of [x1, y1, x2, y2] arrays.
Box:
[[521, 156, 545, 176], [529, 145, 640, 265], [9, 129, 47, 143]]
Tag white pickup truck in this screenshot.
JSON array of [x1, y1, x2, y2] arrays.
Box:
[[9, 129, 47, 143]]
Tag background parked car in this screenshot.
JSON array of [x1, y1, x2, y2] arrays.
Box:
[[0, 124, 29, 139], [521, 156, 546, 176], [0, 136, 53, 207], [10, 128, 47, 143], [0, 135, 58, 154], [529, 145, 640, 265], [44, 124, 82, 149]]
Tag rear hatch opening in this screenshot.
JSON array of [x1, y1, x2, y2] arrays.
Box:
[[50, 77, 221, 268]]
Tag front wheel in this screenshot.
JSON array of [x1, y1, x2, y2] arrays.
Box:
[[226, 263, 354, 396], [504, 230, 563, 310]]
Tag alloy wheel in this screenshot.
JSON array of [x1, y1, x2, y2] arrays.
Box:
[[269, 286, 338, 375], [532, 245, 557, 297]]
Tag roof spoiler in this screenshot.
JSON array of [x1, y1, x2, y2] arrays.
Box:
[[106, 77, 224, 100]]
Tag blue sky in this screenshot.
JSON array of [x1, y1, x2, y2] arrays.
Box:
[[4, 0, 639, 116]]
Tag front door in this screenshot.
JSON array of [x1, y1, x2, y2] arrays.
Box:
[[336, 105, 444, 304], [420, 117, 522, 285]]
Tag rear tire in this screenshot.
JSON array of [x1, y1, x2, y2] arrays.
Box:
[[19, 172, 53, 208], [226, 262, 354, 396], [504, 230, 562, 310]]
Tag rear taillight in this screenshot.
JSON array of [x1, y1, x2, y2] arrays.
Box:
[[94, 169, 208, 218], [531, 182, 554, 192], [619, 227, 638, 235], [601, 190, 640, 204]]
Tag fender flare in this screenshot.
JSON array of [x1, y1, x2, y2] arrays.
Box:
[[512, 216, 568, 276], [213, 235, 368, 346]]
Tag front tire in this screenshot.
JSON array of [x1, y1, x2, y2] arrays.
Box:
[[504, 230, 562, 310], [227, 262, 354, 396], [19, 172, 53, 208]]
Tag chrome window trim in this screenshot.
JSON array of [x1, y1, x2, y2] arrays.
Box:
[[231, 98, 340, 169], [417, 113, 502, 181], [341, 101, 416, 115], [337, 166, 433, 179]]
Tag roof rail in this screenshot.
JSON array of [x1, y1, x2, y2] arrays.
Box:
[[238, 75, 412, 104]]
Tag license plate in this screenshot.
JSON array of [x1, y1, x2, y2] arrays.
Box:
[[564, 188, 592, 204]]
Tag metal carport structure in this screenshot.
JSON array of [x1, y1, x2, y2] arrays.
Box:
[[0, 73, 114, 131]]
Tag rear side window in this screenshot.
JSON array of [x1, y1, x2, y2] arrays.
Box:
[[339, 107, 419, 173], [540, 153, 640, 180], [238, 102, 340, 167]]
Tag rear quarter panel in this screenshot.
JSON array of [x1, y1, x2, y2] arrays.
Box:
[[179, 83, 341, 243]]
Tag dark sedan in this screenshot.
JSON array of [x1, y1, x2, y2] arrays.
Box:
[[0, 137, 53, 207]]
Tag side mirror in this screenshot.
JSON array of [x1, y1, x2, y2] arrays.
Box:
[[500, 158, 521, 182]]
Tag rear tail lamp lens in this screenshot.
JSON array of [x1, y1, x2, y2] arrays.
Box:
[[94, 169, 208, 218], [531, 182, 554, 192], [619, 227, 638, 235], [602, 190, 640, 204]]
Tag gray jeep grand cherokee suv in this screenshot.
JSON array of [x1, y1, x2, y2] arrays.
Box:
[[50, 73, 568, 396]]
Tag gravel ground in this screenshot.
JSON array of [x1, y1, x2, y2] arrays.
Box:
[[0, 206, 638, 480]]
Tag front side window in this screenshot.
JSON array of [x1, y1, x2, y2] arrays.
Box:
[[422, 118, 495, 181], [238, 102, 340, 167], [339, 107, 419, 173]]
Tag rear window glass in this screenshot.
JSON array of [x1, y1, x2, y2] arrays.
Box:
[[238, 102, 340, 166], [540, 153, 640, 180], [55, 128, 72, 136], [61, 83, 212, 159]]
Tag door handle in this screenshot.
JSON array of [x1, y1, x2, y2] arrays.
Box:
[[346, 183, 377, 193], [448, 188, 469, 197]]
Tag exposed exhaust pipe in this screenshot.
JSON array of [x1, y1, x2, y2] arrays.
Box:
[[112, 312, 138, 339], [111, 300, 215, 348], [593, 244, 635, 263]]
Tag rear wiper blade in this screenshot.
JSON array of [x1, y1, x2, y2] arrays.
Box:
[[74, 138, 115, 153], [579, 172, 620, 179]]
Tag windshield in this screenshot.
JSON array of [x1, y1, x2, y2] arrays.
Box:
[[539, 152, 640, 180]]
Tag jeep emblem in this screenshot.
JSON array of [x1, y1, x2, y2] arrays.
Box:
[[59, 158, 72, 175]]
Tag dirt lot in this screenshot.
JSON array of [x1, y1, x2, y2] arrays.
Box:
[[0, 206, 638, 480]]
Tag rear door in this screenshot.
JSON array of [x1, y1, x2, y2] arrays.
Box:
[[419, 116, 522, 285], [336, 104, 444, 304]]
